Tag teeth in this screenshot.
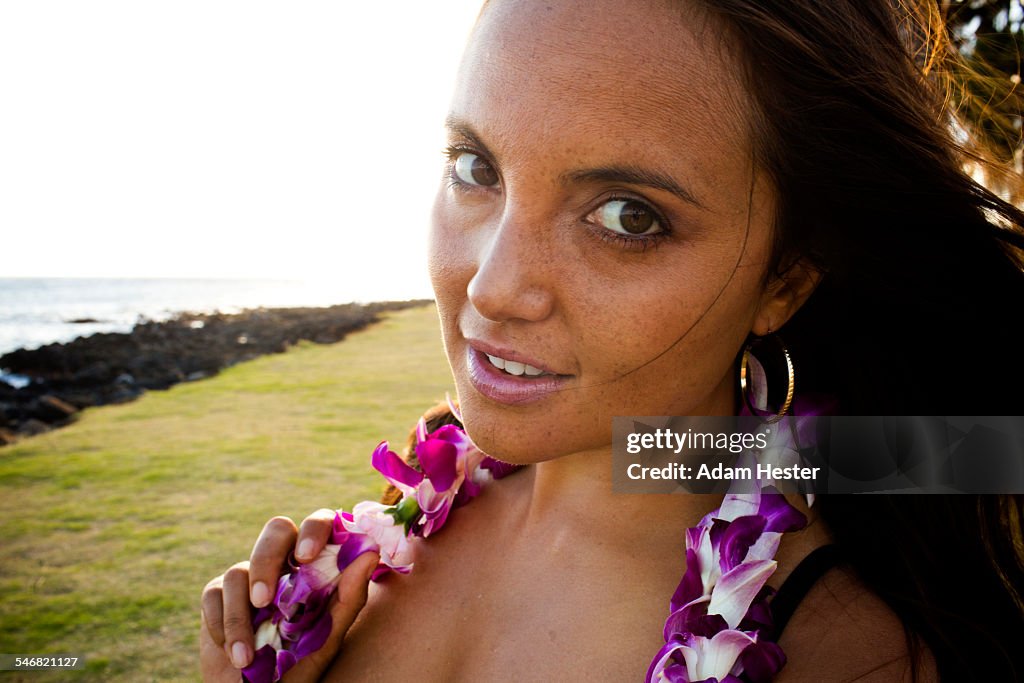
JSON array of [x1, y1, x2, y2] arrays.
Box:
[[485, 353, 548, 377], [504, 361, 525, 375]]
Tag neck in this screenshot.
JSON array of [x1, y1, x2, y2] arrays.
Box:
[[505, 445, 822, 558], [515, 444, 722, 553]]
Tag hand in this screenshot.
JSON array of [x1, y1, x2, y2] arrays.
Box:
[[200, 510, 379, 682]]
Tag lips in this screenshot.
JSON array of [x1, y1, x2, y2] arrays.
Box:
[[464, 340, 572, 405], [465, 338, 567, 375]]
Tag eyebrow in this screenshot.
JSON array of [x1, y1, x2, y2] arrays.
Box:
[[445, 116, 490, 154], [445, 115, 707, 211], [563, 165, 707, 211]]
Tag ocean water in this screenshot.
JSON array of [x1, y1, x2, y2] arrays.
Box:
[[0, 277, 366, 358]]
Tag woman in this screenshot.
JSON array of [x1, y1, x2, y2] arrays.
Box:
[[200, 0, 1024, 680]]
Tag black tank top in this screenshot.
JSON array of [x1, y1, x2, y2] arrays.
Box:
[[769, 544, 845, 637]]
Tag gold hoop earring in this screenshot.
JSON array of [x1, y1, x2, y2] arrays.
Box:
[[739, 333, 795, 424]]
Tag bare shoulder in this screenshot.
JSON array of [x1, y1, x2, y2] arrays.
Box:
[[774, 565, 939, 683]]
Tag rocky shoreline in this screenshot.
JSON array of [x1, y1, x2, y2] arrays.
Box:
[[0, 300, 432, 445]]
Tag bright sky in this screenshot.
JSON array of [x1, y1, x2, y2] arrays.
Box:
[[0, 1, 483, 301]]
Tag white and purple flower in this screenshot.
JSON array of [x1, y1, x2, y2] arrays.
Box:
[[648, 487, 807, 683]]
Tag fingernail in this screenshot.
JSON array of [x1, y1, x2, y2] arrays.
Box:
[[297, 539, 315, 560], [231, 641, 250, 668], [251, 581, 270, 606]]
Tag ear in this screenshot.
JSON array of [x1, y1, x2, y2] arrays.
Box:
[[751, 258, 823, 336]]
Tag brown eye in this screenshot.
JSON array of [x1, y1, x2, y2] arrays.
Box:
[[593, 199, 663, 236], [453, 151, 499, 187]]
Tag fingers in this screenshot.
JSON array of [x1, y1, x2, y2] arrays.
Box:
[[295, 508, 337, 562], [248, 511, 334, 608], [199, 605, 244, 683], [201, 561, 256, 671], [201, 574, 227, 647], [203, 508, 343, 681], [248, 516, 297, 608], [331, 551, 379, 638], [221, 561, 255, 669]]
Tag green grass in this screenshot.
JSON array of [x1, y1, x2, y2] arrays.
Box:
[[0, 305, 454, 682]]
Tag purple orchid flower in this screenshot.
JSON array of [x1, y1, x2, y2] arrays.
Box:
[[647, 630, 759, 683], [411, 419, 487, 537], [241, 581, 328, 683], [369, 422, 492, 539]]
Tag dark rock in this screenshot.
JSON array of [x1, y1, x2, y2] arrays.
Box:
[[0, 382, 19, 401], [20, 396, 76, 424], [39, 395, 78, 418], [73, 361, 114, 384], [18, 419, 50, 436], [66, 317, 103, 324], [56, 392, 99, 408], [107, 387, 143, 404]]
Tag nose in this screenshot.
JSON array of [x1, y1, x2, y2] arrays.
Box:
[[466, 207, 556, 324]]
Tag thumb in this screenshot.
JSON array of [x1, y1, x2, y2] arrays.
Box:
[[281, 551, 379, 682]]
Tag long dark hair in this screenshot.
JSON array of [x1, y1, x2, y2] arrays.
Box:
[[694, 1, 1024, 679]]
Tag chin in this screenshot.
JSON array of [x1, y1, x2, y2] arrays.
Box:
[[455, 393, 537, 464], [455, 388, 611, 465]]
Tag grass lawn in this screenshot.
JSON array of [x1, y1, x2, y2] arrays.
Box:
[[0, 304, 454, 682]]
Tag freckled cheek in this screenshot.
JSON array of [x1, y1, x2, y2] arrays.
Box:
[[430, 194, 500, 293], [575, 282, 696, 359], [426, 204, 457, 349], [429, 196, 491, 365], [429, 196, 469, 297], [570, 280, 745, 406]]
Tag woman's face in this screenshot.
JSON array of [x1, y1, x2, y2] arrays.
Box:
[[430, 0, 795, 463]]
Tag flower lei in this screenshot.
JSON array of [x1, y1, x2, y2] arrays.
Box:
[[241, 403, 521, 683], [644, 483, 807, 683], [242, 406, 816, 683]]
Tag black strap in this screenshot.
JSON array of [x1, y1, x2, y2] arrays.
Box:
[[770, 544, 845, 637]]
